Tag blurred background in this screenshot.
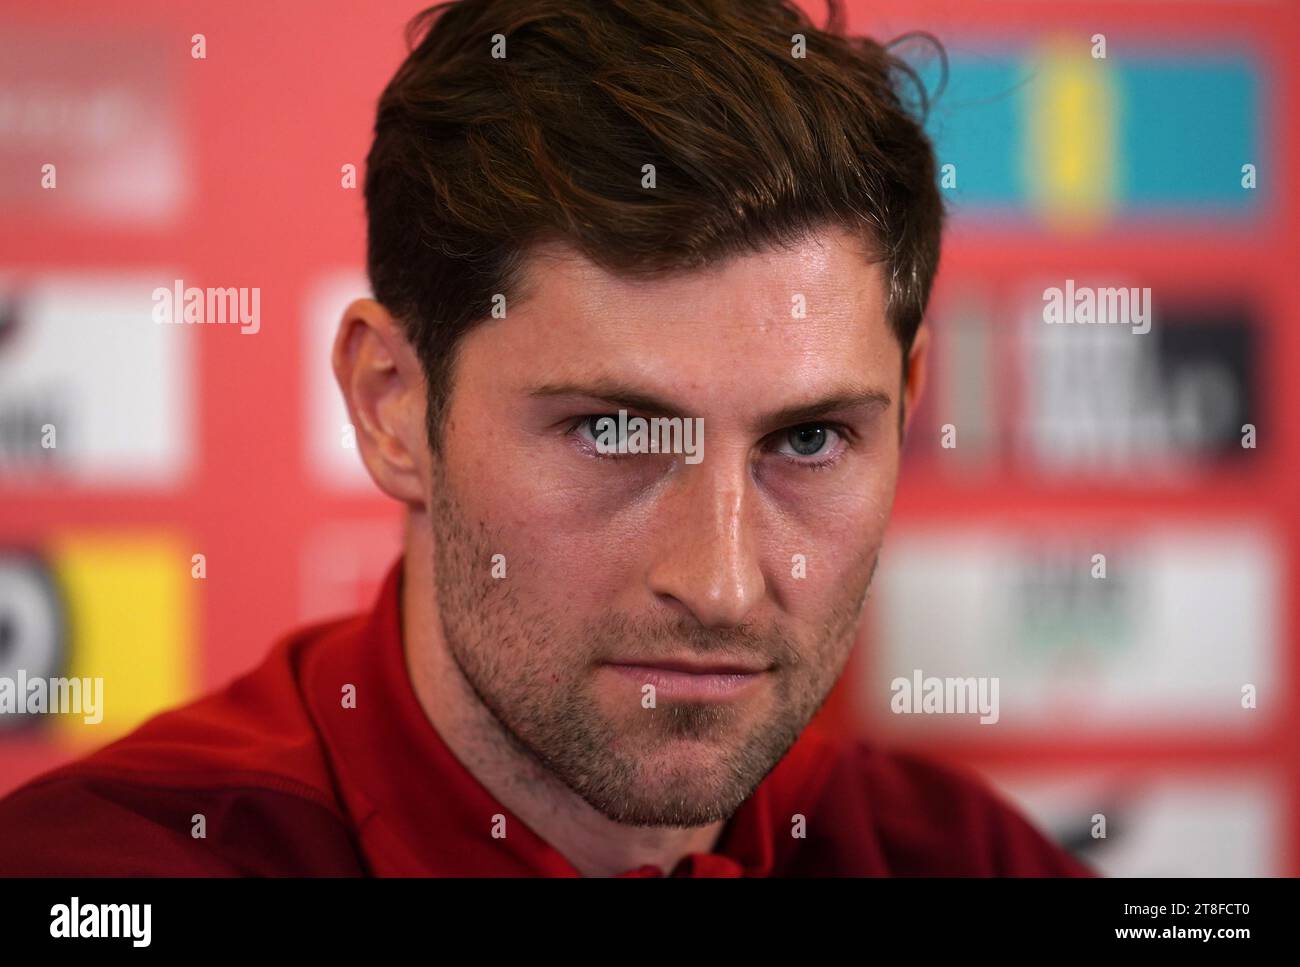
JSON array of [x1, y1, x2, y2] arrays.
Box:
[[0, 0, 1295, 876]]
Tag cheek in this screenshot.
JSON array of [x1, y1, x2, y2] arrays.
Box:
[[454, 463, 641, 610], [762, 468, 897, 607]]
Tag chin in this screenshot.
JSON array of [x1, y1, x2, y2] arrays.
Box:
[[590, 750, 755, 827], [591, 783, 745, 829]]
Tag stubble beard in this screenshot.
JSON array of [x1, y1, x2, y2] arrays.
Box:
[[427, 458, 876, 828]]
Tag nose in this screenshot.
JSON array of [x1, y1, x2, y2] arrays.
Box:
[[644, 451, 766, 629]]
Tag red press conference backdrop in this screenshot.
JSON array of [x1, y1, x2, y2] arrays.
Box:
[[0, 0, 1297, 876]]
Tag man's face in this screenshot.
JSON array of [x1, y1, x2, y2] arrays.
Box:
[[428, 224, 909, 827]]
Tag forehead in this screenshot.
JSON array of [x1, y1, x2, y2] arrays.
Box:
[[457, 224, 900, 403], [513, 224, 888, 334]]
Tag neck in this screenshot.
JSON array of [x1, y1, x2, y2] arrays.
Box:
[[398, 512, 725, 876]]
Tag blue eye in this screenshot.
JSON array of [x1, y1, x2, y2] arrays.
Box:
[[785, 425, 828, 456], [778, 423, 840, 458], [575, 415, 623, 445]]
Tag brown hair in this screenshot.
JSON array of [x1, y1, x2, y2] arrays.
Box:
[[365, 0, 946, 451]]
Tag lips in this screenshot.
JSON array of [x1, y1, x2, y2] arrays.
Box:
[[603, 656, 772, 676], [599, 655, 774, 702]]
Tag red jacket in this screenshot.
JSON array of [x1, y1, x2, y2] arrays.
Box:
[[0, 560, 1095, 877]]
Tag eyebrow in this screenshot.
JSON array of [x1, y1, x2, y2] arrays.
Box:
[[527, 379, 893, 429]]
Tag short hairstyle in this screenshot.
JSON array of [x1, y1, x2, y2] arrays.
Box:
[[364, 0, 946, 452]]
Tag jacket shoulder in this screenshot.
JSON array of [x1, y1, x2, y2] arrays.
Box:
[[851, 741, 1095, 876], [777, 729, 1096, 876], [0, 771, 364, 875], [0, 617, 367, 875]]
